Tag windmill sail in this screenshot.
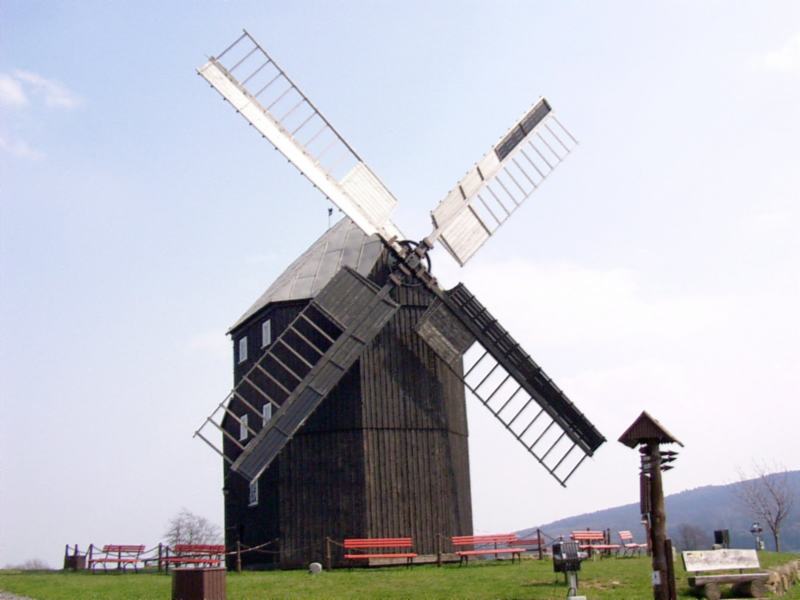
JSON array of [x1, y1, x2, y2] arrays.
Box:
[[198, 31, 403, 245], [195, 267, 399, 482], [429, 98, 578, 266], [416, 284, 604, 486]]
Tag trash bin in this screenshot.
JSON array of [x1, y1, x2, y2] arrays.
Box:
[[63, 555, 86, 571], [552, 541, 582, 574], [172, 568, 226, 600], [713, 530, 730, 549]]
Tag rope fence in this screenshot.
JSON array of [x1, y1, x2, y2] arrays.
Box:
[[62, 538, 308, 574], [65, 527, 629, 573]]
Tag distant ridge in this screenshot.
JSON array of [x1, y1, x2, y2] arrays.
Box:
[[520, 471, 800, 551]]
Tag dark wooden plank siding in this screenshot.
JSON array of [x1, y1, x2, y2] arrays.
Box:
[[278, 428, 367, 568], [224, 248, 473, 568]]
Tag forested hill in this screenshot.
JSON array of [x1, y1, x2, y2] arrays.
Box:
[[520, 471, 800, 551]]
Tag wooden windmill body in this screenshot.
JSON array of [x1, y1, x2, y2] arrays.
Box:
[[224, 220, 471, 567], [195, 31, 606, 569]]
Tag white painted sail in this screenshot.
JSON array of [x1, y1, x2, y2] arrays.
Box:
[[430, 98, 577, 266], [198, 31, 403, 244]]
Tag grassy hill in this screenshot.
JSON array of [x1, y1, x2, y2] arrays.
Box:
[[521, 471, 800, 551]]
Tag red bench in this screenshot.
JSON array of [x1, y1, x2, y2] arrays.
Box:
[[570, 531, 620, 557], [87, 544, 145, 572], [162, 544, 225, 570], [451, 534, 525, 565], [343, 538, 417, 566], [618, 530, 647, 556]]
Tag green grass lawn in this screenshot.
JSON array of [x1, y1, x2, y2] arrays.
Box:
[[1, 553, 798, 600]]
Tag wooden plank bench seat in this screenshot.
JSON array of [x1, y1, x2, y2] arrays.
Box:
[[87, 545, 145, 572], [162, 544, 225, 570], [570, 531, 620, 556], [451, 534, 525, 565], [343, 538, 417, 566], [682, 549, 770, 599], [618, 530, 647, 556]]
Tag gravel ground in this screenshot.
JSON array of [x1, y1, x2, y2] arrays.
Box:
[[0, 592, 34, 600]]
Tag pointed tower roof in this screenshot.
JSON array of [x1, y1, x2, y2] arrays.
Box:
[[230, 218, 384, 331], [618, 411, 684, 448]]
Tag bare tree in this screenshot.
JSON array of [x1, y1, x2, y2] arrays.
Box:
[[3, 558, 50, 570], [163, 508, 222, 548], [675, 523, 711, 551], [736, 463, 795, 552]]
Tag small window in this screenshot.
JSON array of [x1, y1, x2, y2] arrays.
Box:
[[262, 402, 273, 426], [261, 320, 272, 348], [238, 336, 248, 363], [248, 479, 258, 506], [239, 414, 249, 441]]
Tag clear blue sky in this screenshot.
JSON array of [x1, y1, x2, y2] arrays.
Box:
[[2, 1, 799, 567]]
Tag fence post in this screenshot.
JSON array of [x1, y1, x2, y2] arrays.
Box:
[[157, 543, 162, 573], [436, 534, 442, 567], [325, 537, 332, 571], [236, 541, 242, 573], [88, 544, 93, 570], [537, 529, 543, 560]]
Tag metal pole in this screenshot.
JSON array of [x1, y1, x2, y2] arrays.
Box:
[[236, 541, 242, 573], [648, 441, 669, 600]]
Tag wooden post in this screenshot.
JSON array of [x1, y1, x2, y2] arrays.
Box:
[[325, 537, 332, 571], [537, 529, 543, 560], [665, 538, 676, 600], [648, 441, 669, 600], [436, 534, 442, 567], [88, 544, 93, 572], [117, 546, 122, 571], [158, 543, 163, 573], [619, 412, 682, 600], [236, 541, 242, 573]]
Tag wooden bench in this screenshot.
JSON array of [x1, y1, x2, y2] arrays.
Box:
[[451, 534, 525, 565], [618, 530, 647, 556], [162, 544, 225, 571], [343, 538, 417, 566], [682, 549, 770, 599], [87, 544, 145, 572], [570, 531, 620, 557]]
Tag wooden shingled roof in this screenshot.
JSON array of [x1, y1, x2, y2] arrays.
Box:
[[229, 217, 385, 332], [618, 411, 684, 448]]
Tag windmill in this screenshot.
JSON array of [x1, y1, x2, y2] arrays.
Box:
[[194, 30, 605, 568]]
